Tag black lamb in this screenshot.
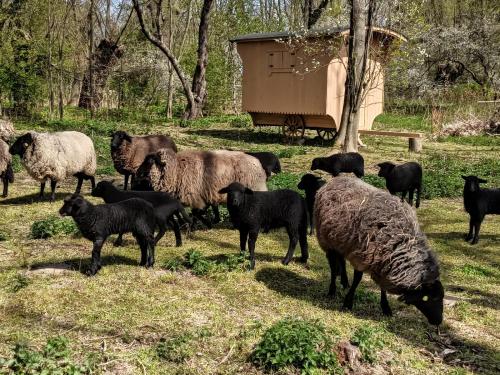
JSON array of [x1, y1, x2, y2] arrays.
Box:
[[462, 175, 500, 244], [59, 195, 156, 276], [297, 173, 326, 235], [377, 161, 423, 208], [91, 180, 192, 247], [311, 152, 364, 178], [219, 182, 308, 270], [245, 152, 281, 179]]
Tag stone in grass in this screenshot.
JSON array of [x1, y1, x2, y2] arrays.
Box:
[[28, 263, 73, 276]]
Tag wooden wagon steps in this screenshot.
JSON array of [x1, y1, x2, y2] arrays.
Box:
[[358, 129, 424, 152]]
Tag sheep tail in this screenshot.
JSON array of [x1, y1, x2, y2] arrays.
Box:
[[5, 163, 14, 183]]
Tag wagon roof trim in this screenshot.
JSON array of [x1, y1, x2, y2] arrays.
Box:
[[230, 26, 407, 43]]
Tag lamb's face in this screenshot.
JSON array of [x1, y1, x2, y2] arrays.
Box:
[[310, 158, 321, 171], [298, 173, 321, 191], [377, 162, 395, 178], [219, 183, 252, 207], [399, 280, 444, 326], [462, 175, 487, 193], [91, 181, 111, 197], [110, 131, 132, 150], [9, 133, 34, 157], [59, 195, 87, 217]]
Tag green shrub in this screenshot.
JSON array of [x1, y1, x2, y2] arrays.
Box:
[[164, 249, 248, 276], [267, 172, 303, 193], [31, 216, 79, 239], [362, 174, 386, 189], [0, 337, 90, 374], [252, 318, 340, 374], [156, 334, 194, 363], [350, 324, 386, 364], [6, 273, 30, 293], [230, 115, 252, 128]]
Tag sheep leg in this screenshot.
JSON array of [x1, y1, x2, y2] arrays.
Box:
[[211, 205, 221, 224], [326, 251, 339, 297], [87, 238, 105, 276], [75, 175, 84, 195], [167, 218, 182, 247], [401, 190, 407, 203], [471, 219, 482, 245], [343, 270, 363, 311], [89, 175, 96, 190], [298, 224, 309, 263], [380, 290, 392, 316], [39, 182, 46, 199], [2, 178, 7, 198], [408, 189, 414, 206], [147, 236, 155, 267], [114, 233, 124, 247], [415, 185, 421, 208], [465, 218, 474, 242], [239, 229, 248, 254], [135, 234, 148, 266], [282, 227, 299, 265], [192, 208, 212, 229], [123, 173, 130, 191], [308, 205, 314, 235], [339, 257, 349, 289], [50, 179, 57, 202], [248, 231, 258, 270]]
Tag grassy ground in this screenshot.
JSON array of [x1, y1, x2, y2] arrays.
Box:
[[0, 113, 499, 374]]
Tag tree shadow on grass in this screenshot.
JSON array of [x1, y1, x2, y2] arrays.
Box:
[[256, 267, 500, 374], [187, 128, 334, 148], [29, 255, 139, 275], [446, 285, 500, 310], [0, 192, 71, 205]]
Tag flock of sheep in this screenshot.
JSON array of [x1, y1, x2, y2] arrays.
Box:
[[1, 123, 499, 331]]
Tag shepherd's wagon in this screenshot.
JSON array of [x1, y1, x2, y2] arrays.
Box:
[[231, 27, 410, 145]]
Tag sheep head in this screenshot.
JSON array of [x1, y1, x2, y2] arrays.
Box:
[[298, 173, 322, 190], [377, 162, 396, 178], [462, 175, 487, 193], [9, 132, 35, 157], [59, 194, 90, 217], [219, 182, 253, 207], [91, 180, 115, 198], [110, 131, 133, 150], [310, 157, 323, 171], [398, 280, 444, 326]]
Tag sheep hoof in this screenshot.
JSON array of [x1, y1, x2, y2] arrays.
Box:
[[471, 239, 479, 245], [86, 267, 99, 276], [281, 258, 291, 266], [299, 256, 308, 264], [382, 309, 393, 317]]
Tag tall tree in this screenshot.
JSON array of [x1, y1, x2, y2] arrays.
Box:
[[335, 0, 375, 152], [303, 0, 330, 29], [133, 0, 214, 119]]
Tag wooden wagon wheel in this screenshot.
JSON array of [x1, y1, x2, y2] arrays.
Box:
[[316, 128, 338, 141], [282, 115, 305, 142]]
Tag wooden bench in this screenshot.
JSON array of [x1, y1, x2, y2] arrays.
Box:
[[358, 130, 424, 152]]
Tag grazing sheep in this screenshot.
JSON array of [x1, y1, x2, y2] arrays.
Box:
[[59, 195, 156, 276], [9, 131, 96, 201], [219, 182, 308, 270], [245, 152, 281, 179], [377, 161, 422, 207], [0, 139, 14, 197], [91, 180, 192, 247], [0, 118, 14, 142], [134, 148, 268, 213], [110, 131, 177, 190], [311, 152, 364, 178], [462, 175, 500, 244], [314, 176, 444, 326], [297, 173, 326, 235]]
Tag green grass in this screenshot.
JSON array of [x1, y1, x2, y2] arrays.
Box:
[[0, 111, 499, 374]]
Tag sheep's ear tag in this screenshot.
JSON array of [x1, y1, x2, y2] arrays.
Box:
[[422, 295, 429, 302], [23, 142, 29, 147]]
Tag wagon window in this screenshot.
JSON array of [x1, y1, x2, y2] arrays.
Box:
[[267, 51, 296, 73]]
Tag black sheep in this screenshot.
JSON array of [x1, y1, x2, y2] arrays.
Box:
[[377, 161, 423, 208], [297, 173, 326, 235], [245, 152, 281, 179], [462, 175, 500, 244], [311, 152, 364, 178], [91, 181, 192, 247], [219, 182, 308, 270], [59, 195, 156, 276]]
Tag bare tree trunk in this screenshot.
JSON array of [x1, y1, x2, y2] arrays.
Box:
[[303, 0, 330, 29], [335, 0, 375, 152], [47, 0, 54, 118], [183, 0, 214, 119]]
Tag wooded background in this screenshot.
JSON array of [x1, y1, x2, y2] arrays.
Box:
[[0, 0, 498, 120]]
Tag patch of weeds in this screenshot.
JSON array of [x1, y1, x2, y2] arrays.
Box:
[[362, 174, 386, 189], [230, 115, 252, 128], [251, 317, 341, 374], [267, 172, 304, 193], [156, 334, 194, 363], [276, 147, 307, 159], [0, 230, 8, 241], [11, 155, 23, 173], [458, 264, 496, 278], [31, 216, 79, 239], [6, 273, 30, 293], [164, 249, 248, 276], [350, 324, 386, 364], [0, 336, 90, 374]]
